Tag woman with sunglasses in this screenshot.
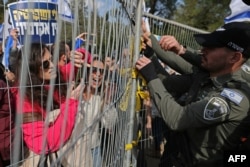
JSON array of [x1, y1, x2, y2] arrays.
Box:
[[14, 43, 83, 166], [63, 56, 105, 167]]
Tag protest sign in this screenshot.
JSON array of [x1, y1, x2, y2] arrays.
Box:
[[8, 1, 58, 44]]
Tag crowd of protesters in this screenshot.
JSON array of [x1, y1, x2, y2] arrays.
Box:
[[0, 28, 121, 166]]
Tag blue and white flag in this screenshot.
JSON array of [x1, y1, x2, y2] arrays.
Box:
[[51, 0, 74, 22], [224, 0, 250, 23], [2, 36, 13, 70]]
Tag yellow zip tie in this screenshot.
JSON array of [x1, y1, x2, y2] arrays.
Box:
[[125, 130, 142, 151], [131, 68, 138, 79], [119, 68, 131, 77], [119, 79, 132, 112], [135, 90, 149, 111], [135, 73, 149, 111], [120, 70, 148, 112]]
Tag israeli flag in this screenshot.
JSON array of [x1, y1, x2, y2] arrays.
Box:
[[51, 0, 74, 22], [224, 0, 250, 23], [2, 36, 13, 70]]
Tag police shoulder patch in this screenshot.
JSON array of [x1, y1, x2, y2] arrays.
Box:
[[204, 97, 229, 120]]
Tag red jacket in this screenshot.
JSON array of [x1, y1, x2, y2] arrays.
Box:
[[16, 89, 78, 155], [59, 62, 77, 82]]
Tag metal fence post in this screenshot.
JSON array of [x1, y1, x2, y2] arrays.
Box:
[[123, 0, 143, 166]]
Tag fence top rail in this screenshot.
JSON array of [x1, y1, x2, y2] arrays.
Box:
[[143, 12, 209, 34]]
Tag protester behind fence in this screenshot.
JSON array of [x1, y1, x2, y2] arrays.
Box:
[[118, 48, 131, 70], [144, 91, 167, 158], [14, 43, 83, 166], [0, 29, 20, 84], [143, 60, 176, 158], [0, 69, 15, 167], [75, 32, 94, 53], [136, 22, 250, 166], [50, 41, 71, 67], [63, 56, 105, 167], [105, 51, 119, 72], [50, 41, 79, 83], [100, 71, 118, 165]]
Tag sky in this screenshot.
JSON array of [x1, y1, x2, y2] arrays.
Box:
[[88, 0, 119, 16]]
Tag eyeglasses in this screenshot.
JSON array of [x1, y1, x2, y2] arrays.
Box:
[[92, 67, 104, 74], [42, 60, 50, 69]]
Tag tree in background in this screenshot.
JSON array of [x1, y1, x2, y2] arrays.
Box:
[[0, 0, 17, 23], [0, 0, 232, 36], [173, 0, 230, 31], [145, 0, 179, 19]]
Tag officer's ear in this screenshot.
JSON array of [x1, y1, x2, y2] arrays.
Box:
[[229, 51, 242, 64]]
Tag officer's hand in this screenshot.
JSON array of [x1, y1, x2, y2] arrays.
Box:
[[159, 35, 185, 55], [136, 56, 157, 82]]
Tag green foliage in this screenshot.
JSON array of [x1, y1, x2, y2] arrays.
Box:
[[0, 0, 23, 23], [0, 1, 6, 23], [145, 0, 178, 19], [174, 0, 231, 31]]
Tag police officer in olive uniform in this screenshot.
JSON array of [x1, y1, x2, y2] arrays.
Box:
[[136, 22, 250, 166]]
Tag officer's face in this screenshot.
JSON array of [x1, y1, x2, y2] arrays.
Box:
[[200, 47, 235, 76]]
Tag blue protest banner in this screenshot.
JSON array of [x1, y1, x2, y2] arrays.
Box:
[[8, 1, 58, 44]]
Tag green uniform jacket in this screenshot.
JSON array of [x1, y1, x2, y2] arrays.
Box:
[[149, 34, 250, 83], [146, 33, 250, 166], [147, 69, 250, 166], [149, 34, 196, 74]]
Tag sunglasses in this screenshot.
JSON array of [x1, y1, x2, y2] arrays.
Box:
[[92, 67, 104, 74], [42, 60, 50, 69]]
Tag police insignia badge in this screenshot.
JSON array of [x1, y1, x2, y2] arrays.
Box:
[[204, 97, 229, 120]]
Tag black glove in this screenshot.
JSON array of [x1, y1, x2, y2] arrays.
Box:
[[142, 44, 154, 58], [139, 61, 157, 83]]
